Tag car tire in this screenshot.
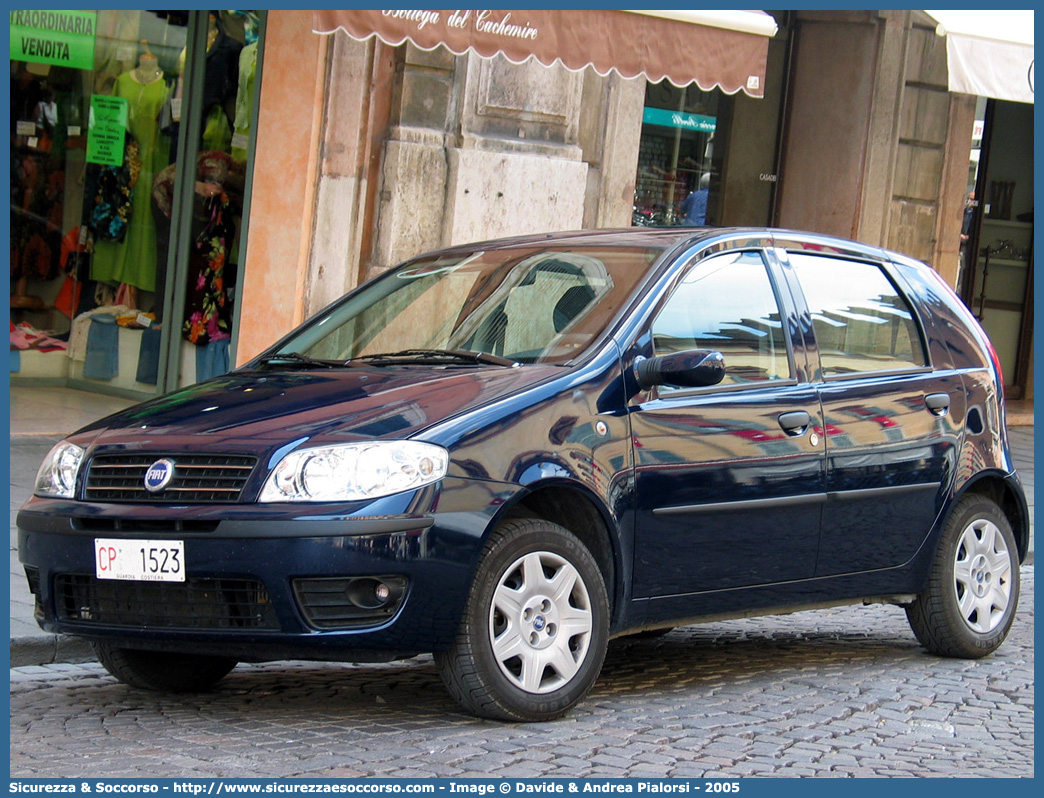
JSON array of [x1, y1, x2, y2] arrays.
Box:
[[434, 518, 609, 721], [92, 642, 237, 692], [906, 494, 1020, 658]]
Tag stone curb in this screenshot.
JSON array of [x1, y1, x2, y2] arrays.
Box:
[[10, 634, 95, 668]]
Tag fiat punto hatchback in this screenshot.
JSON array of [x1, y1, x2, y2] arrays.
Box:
[[19, 228, 1027, 720]]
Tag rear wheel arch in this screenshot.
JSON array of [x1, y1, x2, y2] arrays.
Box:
[[952, 473, 1030, 562]]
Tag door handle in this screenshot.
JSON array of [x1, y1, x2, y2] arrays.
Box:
[[778, 410, 811, 436], [925, 393, 951, 417]]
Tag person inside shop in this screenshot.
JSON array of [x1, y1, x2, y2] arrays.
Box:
[[31, 83, 58, 144], [680, 172, 711, 227], [961, 190, 976, 242], [150, 149, 244, 381]]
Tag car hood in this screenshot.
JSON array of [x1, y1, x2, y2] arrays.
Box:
[[74, 365, 561, 454]]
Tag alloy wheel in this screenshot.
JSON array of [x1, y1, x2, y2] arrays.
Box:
[[953, 518, 1013, 634]]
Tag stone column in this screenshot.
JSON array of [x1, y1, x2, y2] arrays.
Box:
[[440, 53, 589, 245]]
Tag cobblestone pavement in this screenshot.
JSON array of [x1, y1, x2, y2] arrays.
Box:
[[10, 567, 1033, 779]]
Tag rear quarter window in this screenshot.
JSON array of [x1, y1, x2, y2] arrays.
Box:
[[789, 253, 928, 377]]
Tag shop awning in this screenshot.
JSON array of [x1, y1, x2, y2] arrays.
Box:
[[312, 9, 777, 97], [926, 10, 1034, 104]]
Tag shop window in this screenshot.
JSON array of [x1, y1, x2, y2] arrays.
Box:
[[633, 81, 720, 228], [10, 10, 261, 395]]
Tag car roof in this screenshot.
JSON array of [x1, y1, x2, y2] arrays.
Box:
[[421, 227, 899, 266]]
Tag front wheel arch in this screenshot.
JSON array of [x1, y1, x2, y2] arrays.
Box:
[[496, 482, 621, 624]]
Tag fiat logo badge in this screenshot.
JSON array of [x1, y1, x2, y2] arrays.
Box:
[[144, 459, 176, 493]]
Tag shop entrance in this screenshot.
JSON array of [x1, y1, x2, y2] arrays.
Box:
[[958, 99, 1034, 401]]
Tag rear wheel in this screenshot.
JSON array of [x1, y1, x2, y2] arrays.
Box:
[[435, 518, 609, 721], [93, 642, 237, 692], [906, 495, 1019, 658]]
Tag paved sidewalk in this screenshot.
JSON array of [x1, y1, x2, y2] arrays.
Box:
[[9, 388, 137, 666], [7, 387, 1036, 668]]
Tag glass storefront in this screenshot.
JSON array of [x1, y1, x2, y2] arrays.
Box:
[[633, 81, 720, 228], [10, 9, 262, 397]]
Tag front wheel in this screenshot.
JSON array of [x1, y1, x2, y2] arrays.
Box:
[[435, 518, 609, 721], [93, 642, 237, 692], [906, 495, 1020, 658]]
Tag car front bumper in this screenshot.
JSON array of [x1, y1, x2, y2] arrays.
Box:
[[16, 478, 513, 661]]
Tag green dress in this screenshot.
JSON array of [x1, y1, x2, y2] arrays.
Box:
[[90, 70, 169, 293]]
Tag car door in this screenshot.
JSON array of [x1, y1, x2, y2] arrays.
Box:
[[782, 250, 963, 576], [629, 248, 826, 599]]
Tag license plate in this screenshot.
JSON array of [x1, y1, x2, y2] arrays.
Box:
[[95, 538, 185, 582]]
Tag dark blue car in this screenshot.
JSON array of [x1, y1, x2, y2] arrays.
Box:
[[19, 228, 1028, 721]]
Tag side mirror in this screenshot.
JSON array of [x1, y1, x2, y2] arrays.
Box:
[[634, 349, 726, 390]]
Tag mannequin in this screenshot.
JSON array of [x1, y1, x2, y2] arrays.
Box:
[[89, 41, 170, 307], [133, 42, 163, 85]]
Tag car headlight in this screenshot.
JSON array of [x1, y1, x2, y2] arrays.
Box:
[[34, 441, 85, 499], [259, 441, 449, 503]]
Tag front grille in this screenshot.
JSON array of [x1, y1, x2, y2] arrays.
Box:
[[84, 454, 257, 503], [56, 574, 279, 630], [74, 518, 221, 534]]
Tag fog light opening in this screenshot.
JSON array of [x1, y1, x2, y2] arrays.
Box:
[[292, 575, 408, 630]]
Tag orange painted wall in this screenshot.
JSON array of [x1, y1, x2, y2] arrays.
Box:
[[235, 10, 326, 364]]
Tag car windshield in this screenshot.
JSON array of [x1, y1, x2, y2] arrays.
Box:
[[266, 245, 664, 366]]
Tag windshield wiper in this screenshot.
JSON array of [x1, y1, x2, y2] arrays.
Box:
[[349, 349, 519, 368], [256, 352, 341, 368]]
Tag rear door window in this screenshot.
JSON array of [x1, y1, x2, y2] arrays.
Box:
[[788, 254, 928, 377]]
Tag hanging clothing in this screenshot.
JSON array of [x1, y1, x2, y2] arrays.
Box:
[[83, 315, 119, 380], [195, 338, 230, 381], [90, 70, 170, 293], [231, 41, 257, 162], [67, 304, 131, 362], [136, 325, 163, 385], [183, 191, 235, 347], [11, 153, 62, 282], [166, 27, 243, 161], [84, 132, 141, 243], [201, 104, 232, 153]]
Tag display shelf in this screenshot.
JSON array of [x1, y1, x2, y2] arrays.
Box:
[[986, 257, 1030, 268], [982, 218, 1032, 231]]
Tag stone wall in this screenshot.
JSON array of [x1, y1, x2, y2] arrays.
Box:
[[775, 10, 976, 282]]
